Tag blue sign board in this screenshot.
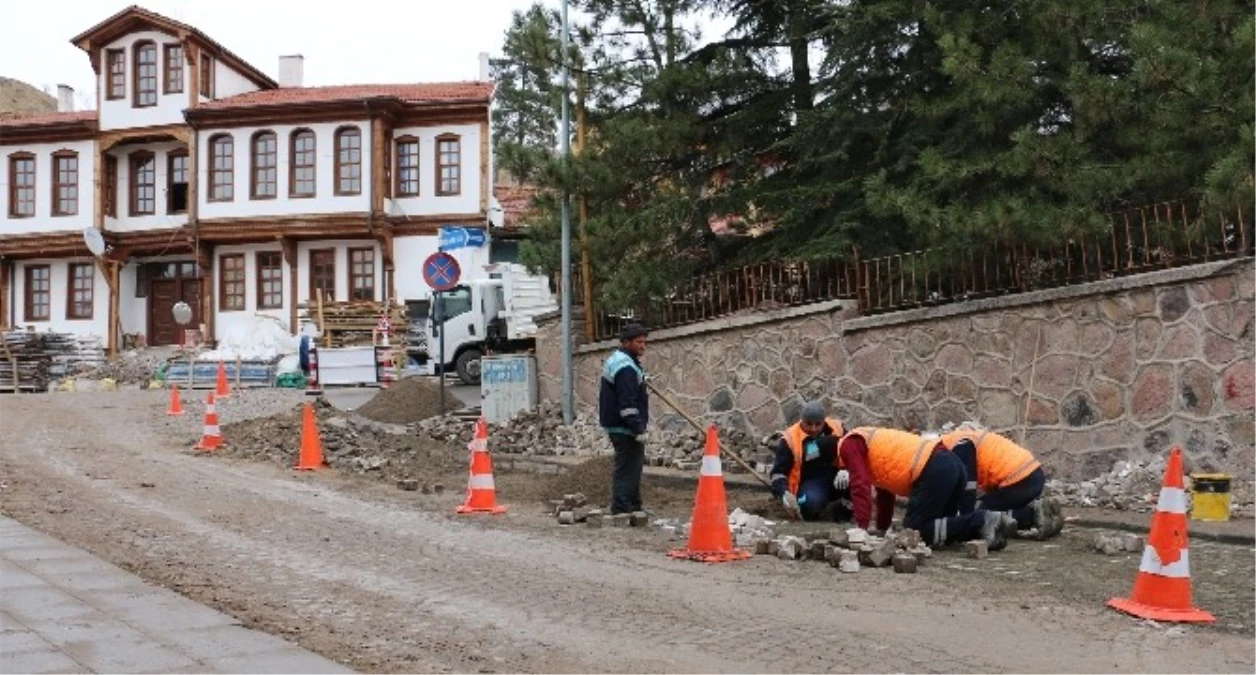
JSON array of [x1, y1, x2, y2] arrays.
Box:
[[438, 226, 488, 251], [482, 358, 529, 385], [422, 252, 461, 292]]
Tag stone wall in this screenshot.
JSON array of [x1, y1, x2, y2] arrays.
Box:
[[534, 259, 1255, 480]]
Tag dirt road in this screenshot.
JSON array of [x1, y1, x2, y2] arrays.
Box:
[[1, 390, 1253, 673]]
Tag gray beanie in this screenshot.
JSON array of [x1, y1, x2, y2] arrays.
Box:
[[800, 401, 826, 423]]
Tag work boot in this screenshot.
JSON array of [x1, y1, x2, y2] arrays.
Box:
[[1040, 497, 1065, 539], [1030, 499, 1050, 540], [980, 511, 1008, 552]]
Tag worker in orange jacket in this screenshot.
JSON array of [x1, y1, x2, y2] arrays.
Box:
[[940, 426, 1063, 539], [837, 427, 1016, 550], [768, 401, 848, 521]]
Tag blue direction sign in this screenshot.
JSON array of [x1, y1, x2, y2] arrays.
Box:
[[438, 226, 488, 251], [422, 252, 461, 292]]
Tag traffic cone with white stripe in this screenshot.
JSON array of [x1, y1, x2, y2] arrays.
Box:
[[669, 424, 752, 563], [1108, 447, 1214, 623], [456, 418, 507, 514], [193, 392, 224, 451]]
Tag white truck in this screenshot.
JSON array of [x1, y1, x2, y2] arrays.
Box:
[[410, 263, 557, 385]]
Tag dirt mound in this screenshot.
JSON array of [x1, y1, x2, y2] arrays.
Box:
[[534, 455, 707, 513], [218, 397, 465, 483], [356, 377, 463, 424]]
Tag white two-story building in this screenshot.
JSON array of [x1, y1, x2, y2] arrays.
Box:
[[0, 5, 496, 352]]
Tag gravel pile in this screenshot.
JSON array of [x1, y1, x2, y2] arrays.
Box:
[[215, 397, 465, 482], [356, 377, 464, 424], [86, 346, 183, 385]]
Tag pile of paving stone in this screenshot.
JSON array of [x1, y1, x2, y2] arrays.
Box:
[[1091, 531, 1146, 556], [415, 400, 768, 472], [1048, 458, 1256, 518], [87, 345, 183, 384], [636, 508, 934, 573], [548, 492, 651, 528]]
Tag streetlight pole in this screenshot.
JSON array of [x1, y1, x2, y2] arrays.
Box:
[[559, 0, 574, 426]]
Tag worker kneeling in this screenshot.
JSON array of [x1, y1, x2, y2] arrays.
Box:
[[837, 427, 1016, 550], [769, 402, 849, 522], [941, 425, 1064, 540]]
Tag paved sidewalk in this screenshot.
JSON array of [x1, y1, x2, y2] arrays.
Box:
[[0, 517, 353, 674]]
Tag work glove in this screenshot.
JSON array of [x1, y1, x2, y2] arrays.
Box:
[[634, 433, 648, 443], [833, 469, 850, 491], [770, 477, 786, 499], [782, 492, 800, 515]]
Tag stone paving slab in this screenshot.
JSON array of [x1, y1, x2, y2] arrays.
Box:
[[0, 517, 353, 674]]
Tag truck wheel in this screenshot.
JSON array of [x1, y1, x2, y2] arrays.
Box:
[[455, 348, 482, 385]]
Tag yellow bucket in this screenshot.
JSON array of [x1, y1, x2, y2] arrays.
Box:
[[1190, 473, 1232, 522]]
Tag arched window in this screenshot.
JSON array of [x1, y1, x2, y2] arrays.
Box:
[[133, 40, 158, 107], [394, 135, 419, 197], [334, 126, 361, 195], [208, 134, 234, 202], [435, 133, 461, 196], [251, 130, 277, 199], [51, 150, 79, 216], [289, 128, 316, 197], [7, 152, 35, 218]]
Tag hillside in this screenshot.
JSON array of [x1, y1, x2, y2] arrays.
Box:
[[0, 77, 56, 117]]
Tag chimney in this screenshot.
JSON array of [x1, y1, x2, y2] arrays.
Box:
[[478, 52, 490, 81], [56, 85, 75, 112], [278, 55, 304, 88]]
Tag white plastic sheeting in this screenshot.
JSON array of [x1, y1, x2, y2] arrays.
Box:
[[197, 315, 300, 362]]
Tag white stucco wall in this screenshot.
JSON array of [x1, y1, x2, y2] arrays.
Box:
[[0, 140, 96, 235], [197, 121, 372, 219], [393, 234, 490, 303], [213, 243, 292, 338], [387, 123, 482, 217], [295, 239, 382, 305], [98, 30, 190, 131], [212, 60, 262, 99], [11, 258, 108, 337], [105, 141, 191, 232]]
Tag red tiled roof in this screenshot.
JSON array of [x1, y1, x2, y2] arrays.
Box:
[[494, 185, 541, 228], [198, 82, 494, 111], [0, 111, 97, 128]]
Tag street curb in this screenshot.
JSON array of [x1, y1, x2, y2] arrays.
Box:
[[1070, 518, 1255, 546]]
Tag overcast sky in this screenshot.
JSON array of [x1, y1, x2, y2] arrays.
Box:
[[0, 0, 583, 109]]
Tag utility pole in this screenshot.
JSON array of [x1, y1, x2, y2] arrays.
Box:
[[559, 0, 574, 426], [577, 71, 594, 344]]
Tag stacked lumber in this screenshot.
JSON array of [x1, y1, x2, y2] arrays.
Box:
[[297, 299, 409, 367], [0, 331, 57, 392]]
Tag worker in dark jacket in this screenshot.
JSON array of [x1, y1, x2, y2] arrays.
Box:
[[837, 427, 1017, 550], [769, 401, 849, 521], [599, 323, 650, 514]]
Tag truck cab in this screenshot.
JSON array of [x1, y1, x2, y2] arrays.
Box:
[[424, 263, 556, 385]]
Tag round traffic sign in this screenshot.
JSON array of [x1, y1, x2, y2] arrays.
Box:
[[423, 252, 461, 292]]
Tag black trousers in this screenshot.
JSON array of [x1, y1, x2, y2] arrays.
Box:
[[903, 451, 988, 546], [981, 467, 1046, 530], [609, 434, 645, 514]]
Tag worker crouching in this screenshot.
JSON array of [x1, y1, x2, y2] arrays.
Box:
[[941, 425, 1064, 540], [837, 427, 1017, 550], [769, 401, 849, 522]]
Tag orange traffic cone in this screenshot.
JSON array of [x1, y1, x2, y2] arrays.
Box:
[[215, 361, 231, 399], [456, 418, 507, 514], [1108, 447, 1214, 623], [193, 392, 223, 451], [294, 402, 326, 471], [166, 385, 185, 416], [669, 424, 752, 563]]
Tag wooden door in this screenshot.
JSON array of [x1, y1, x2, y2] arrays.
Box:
[[149, 280, 178, 346]]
